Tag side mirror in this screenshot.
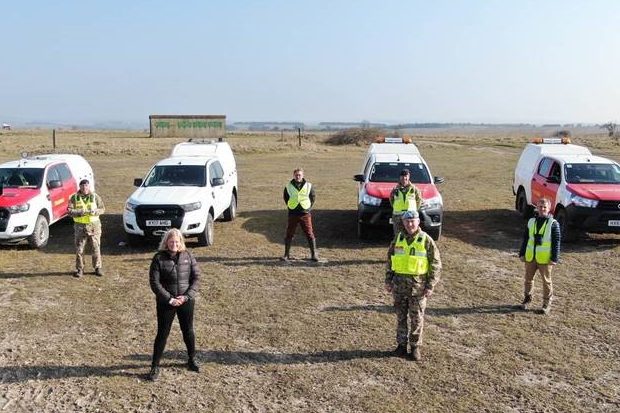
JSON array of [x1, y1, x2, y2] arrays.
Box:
[[211, 177, 225, 187], [547, 176, 560, 184], [353, 174, 365, 182], [48, 180, 62, 189], [434, 176, 445, 184], [133, 178, 143, 187]]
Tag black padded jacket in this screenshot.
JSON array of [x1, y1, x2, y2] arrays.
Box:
[[149, 250, 200, 303]]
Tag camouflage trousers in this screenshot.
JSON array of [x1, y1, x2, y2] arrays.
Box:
[[392, 214, 404, 237], [75, 223, 102, 271], [392, 275, 427, 347]]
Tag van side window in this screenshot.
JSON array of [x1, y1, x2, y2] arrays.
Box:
[[56, 163, 73, 183], [537, 158, 553, 178], [46, 166, 61, 185], [549, 162, 561, 180]]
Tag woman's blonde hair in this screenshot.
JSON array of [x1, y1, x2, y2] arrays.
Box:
[[158, 228, 187, 252]]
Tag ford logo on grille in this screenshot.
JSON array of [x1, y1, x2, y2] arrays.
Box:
[[153, 209, 166, 215]]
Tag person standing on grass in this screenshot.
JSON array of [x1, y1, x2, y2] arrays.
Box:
[[148, 228, 201, 381], [68, 179, 105, 278], [281, 168, 319, 262], [518, 197, 561, 315], [385, 210, 441, 361], [389, 169, 423, 236]]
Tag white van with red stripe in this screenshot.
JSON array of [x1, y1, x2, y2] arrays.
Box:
[[353, 137, 444, 240], [0, 154, 94, 248], [513, 138, 620, 241]]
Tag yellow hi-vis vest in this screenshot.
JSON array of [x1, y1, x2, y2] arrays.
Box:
[[392, 187, 418, 214], [525, 217, 553, 264], [390, 231, 429, 276], [286, 182, 312, 210], [70, 193, 99, 224]]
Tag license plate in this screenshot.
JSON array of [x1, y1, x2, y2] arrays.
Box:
[[609, 220, 620, 227], [146, 220, 171, 227]]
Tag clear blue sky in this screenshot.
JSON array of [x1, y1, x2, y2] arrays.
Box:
[[1, 1, 618, 125]]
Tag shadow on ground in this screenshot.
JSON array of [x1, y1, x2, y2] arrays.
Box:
[[320, 303, 524, 316], [239, 209, 391, 248], [444, 208, 620, 251]]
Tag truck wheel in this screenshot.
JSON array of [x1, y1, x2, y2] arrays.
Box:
[[357, 222, 370, 239], [555, 208, 576, 242], [197, 213, 214, 246], [126, 233, 143, 247], [426, 225, 442, 241], [223, 193, 237, 221], [28, 214, 49, 248], [516, 189, 533, 219]]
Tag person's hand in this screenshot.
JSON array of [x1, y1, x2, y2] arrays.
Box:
[[550, 261, 557, 266], [423, 288, 433, 298], [385, 282, 393, 293], [169, 298, 182, 307], [175, 295, 188, 305]]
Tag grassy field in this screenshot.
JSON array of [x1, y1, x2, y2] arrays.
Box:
[[0, 129, 618, 412]]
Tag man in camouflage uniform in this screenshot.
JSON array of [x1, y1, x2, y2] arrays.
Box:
[[389, 169, 423, 236], [385, 210, 441, 361], [68, 179, 105, 277]]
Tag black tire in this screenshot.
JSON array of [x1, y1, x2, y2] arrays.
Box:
[[126, 233, 143, 247], [197, 213, 214, 246], [555, 208, 576, 243], [28, 214, 49, 248], [223, 193, 237, 221], [426, 225, 442, 241], [357, 221, 370, 240], [516, 189, 533, 219]]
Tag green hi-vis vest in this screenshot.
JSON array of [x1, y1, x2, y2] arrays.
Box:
[[71, 193, 99, 224], [525, 217, 553, 264], [392, 187, 418, 214], [390, 231, 429, 276], [286, 182, 312, 210]]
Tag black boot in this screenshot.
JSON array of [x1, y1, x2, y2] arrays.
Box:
[[188, 358, 200, 372], [280, 239, 291, 261], [308, 238, 319, 262], [147, 366, 159, 381], [393, 344, 407, 358]]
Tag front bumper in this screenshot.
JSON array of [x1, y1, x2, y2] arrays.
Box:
[[123, 205, 208, 239], [0, 207, 35, 242], [357, 201, 443, 229], [564, 203, 620, 234]]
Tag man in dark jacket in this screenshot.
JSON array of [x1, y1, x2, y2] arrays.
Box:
[[281, 168, 318, 261], [518, 197, 561, 315]]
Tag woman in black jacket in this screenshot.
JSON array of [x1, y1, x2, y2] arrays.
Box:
[[148, 228, 201, 381]]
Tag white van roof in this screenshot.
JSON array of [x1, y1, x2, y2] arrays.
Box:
[[368, 142, 421, 156], [171, 140, 231, 157], [529, 143, 592, 156]]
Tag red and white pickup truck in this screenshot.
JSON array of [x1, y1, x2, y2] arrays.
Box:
[[0, 154, 95, 248], [513, 138, 620, 241]]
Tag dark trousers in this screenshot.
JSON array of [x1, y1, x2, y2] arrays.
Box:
[[285, 213, 315, 241], [152, 299, 196, 367]]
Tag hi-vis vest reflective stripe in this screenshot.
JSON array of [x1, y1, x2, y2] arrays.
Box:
[[392, 187, 418, 214], [71, 194, 99, 224], [390, 232, 429, 276], [525, 217, 553, 264], [286, 182, 312, 210]]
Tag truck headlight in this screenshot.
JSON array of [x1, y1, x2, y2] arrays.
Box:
[[361, 193, 382, 206], [569, 193, 598, 208], [421, 195, 443, 210], [125, 201, 137, 212], [8, 203, 30, 213], [181, 201, 202, 212]]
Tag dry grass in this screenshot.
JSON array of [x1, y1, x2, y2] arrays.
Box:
[[0, 129, 618, 412]]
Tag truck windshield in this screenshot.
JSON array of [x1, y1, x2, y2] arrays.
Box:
[[143, 165, 206, 187], [0, 168, 44, 188], [369, 163, 431, 183], [565, 163, 620, 184]]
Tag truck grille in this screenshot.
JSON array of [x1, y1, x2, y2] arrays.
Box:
[[0, 208, 9, 232], [598, 200, 620, 211], [135, 205, 185, 231]]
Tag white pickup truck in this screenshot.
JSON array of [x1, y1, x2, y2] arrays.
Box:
[[0, 154, 95, 248], [123, 140, 238, 246]]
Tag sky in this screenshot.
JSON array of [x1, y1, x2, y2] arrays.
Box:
[[1, 0, 619, 125]]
